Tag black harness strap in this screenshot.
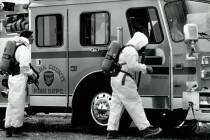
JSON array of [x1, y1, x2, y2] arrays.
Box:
[[121, 70, 134, 85], [137, 49, 146, 91], [11, 43, 24, 76]]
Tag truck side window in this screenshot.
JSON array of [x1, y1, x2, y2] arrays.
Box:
[[126, 7, 163, 44], [80, 12, 110, 46], [36, 14, 63, 47]]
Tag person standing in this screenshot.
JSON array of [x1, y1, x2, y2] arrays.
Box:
[[107, 32, 162, 139], [4, 30, 38, 137]]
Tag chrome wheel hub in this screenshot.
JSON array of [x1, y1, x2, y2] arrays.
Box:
[[90, 92, 111, 126]]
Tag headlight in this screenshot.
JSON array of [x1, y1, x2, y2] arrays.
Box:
[[200, 96, 209, 105], [200, 92, 210, 107], [202, 56, 210, 65], [201, 69, 210, 80]]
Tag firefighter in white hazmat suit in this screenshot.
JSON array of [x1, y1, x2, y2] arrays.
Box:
[[5, 31, 38, 137], [107, 32, 162, 139]]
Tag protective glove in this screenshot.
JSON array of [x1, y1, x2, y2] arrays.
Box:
[[146, 66, 153, 74], [28, 72, 38, 84]]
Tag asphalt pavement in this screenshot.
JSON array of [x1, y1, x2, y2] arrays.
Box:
[[0, 113, 210, 140]]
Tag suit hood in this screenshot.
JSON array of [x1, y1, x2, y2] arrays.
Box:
[[126, 32, 148, 51]]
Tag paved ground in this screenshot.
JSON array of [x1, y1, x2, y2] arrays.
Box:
[[0, 113, 210, 140]]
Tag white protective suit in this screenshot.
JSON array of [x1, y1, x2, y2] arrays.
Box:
[[107, 32, 151, 131], [5, 36, 34, 128]]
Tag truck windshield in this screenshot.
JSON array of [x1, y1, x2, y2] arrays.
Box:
[[165, 0, 187, 42]]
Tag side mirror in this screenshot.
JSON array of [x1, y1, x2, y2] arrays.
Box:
[[183, 24, 198, 60], [183, 24, 198, 41]]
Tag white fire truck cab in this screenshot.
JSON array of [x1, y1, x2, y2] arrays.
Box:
[[0, 0, 210, 130]]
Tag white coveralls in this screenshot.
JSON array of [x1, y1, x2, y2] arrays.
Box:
[[5, 37, 34, 128], [107, 32, 151, 131]]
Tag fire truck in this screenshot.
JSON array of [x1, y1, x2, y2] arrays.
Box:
[[0, 0, 210, 130]]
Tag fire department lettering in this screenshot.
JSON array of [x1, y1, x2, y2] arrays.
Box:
[[32, 64, 66, 95], [33, 88, 64, 94]]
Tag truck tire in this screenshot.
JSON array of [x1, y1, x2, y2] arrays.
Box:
[[72, 81, 132, 133]]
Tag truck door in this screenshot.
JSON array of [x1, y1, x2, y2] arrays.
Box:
[[29, 6, 69, 107], [126, 6, 170, 109]]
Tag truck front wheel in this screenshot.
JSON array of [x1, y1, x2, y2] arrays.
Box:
[[72, 81, 132, 132]]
